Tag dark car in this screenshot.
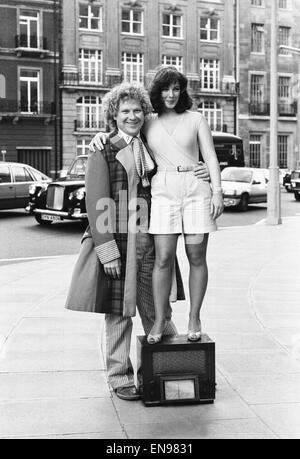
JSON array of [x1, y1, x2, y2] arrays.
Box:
[[28, 155, 87, 225], [0, 162, 51, 211], [290, 170, 300, 201]]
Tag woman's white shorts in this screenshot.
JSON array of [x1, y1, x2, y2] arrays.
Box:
[[148, 171, 217, 235]]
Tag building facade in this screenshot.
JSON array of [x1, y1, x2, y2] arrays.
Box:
[[238, 0, 300, 170], [61, 0, 238, 166], [0, 0, 60, 176]]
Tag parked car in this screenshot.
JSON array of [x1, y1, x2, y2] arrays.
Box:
[[28, 155, 87, 225], [290, 170, 300, 201], [0, 162, 51, 211], [221, 167, 269, 211]]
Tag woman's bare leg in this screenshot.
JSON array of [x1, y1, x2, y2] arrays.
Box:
[[184, 234, 209, 332], [150, 234, 179, 336]]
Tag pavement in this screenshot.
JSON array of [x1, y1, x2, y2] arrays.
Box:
[[1, 215, 300, 439]]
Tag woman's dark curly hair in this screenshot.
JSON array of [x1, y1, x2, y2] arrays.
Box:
[[149, 66, 193, 115]]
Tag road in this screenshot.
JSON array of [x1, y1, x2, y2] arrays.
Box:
[[0, 190, 299, 262]]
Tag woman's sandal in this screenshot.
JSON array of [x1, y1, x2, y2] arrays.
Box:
[[147, 333, 163, 345], [187, 330, 202, 342]]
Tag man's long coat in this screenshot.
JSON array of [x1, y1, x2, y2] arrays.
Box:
[[65, 132, 184, 317]]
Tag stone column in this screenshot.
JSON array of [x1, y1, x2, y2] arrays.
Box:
[[61, 0, 78, 83], [105, 0, 121, 86], [186, 0, 200, 93]]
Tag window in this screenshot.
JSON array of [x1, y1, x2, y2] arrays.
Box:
[[251, 24, 265, 53], [279, 26, 291, 55], [0, 165, 11, 183], [250, 74, 265, 104], [12, 166, 33, 182], [162, 55, 183, 72], [200, 17, 220, 42], [122, 9, 143, 35], [278, 135, 288, 168], [19, 10, 39, 48], [198, 101, 223, 131], [29, 167, 48, 181], [79, 49, 103, 84], [0, 74, 5, 98], [162, 13, 183, 38], [76, 96, 104, 130], [249, 135, 262, 168], [278, 76, 291, 100], [77, 139, 91, 156], [20, 69, 39, 113], [279, 0, 290, 9], [200, 59, 220, 91], [79, 3, 102, 31], [251, 0, 263, 5], [122, 53, 144, 84]]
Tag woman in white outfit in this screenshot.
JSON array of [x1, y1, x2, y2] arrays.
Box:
[[145, 67, 224, 344], [90, 68, 224, 344]]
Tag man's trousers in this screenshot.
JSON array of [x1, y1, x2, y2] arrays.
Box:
[[105, 233, 178, 389]]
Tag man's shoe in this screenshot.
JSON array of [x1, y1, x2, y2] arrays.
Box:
[[115, 385, 140, 401]]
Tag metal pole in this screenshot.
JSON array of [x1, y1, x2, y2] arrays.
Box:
[[297, 60, 300, 169], [267, 0, 282, 225], [235, 0, 240, 136]]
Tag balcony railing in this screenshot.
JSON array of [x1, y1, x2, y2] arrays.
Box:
[[61, 72, 124, 88], [15, 35, 48, 51], [278, 102, 297, 117], [0, 100, 55, 115], [61, 72, 148, 88], [249, 102, 270, 116], [249, 102, 297, 117], [188, 80, 239, 96], [74, 119, 106, 131]]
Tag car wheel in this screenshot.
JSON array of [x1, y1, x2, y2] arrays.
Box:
[[238, 194, 249, 212], [34, 214, 53, 225], [295, 193, 300, 202]]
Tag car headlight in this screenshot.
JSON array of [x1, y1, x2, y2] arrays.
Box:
[[292, 182, 297, 188], [69, 187, 86, 201]]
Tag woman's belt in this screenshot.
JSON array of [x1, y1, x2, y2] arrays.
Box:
[[157, 165, 195, 172]]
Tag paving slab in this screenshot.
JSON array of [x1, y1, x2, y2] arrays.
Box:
[[0, 371, 110, 401], [227, 373, 300, 405], [0, 398, 120, 439], [252, 404, 300, 439], [124, 418, 277, 440]]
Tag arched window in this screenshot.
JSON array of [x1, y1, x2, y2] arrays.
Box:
[[76, 96, 104, 130], [0, 74, 6, 98]]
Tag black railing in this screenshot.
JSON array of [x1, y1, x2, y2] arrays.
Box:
[[188, 80, 239, 95], [15, 35, 48, 50], [278, 102, 297, 117], [61, 72, 79, 86], [74, 119, 106, 131], [0, 100, 55, 115], [249, 102, 297, 117], [249, 103, 270, 116]]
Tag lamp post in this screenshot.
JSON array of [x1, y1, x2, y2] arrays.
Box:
[[279, 45, 300, 170], [267, 0, 282, 226]]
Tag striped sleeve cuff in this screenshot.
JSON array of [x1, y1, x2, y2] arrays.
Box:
[[95, 240, 121, 265]]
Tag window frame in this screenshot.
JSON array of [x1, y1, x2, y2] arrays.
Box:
[[79, 3, 103, 32], [121, 8, 144, 36], [162, 12, 183, 39]]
